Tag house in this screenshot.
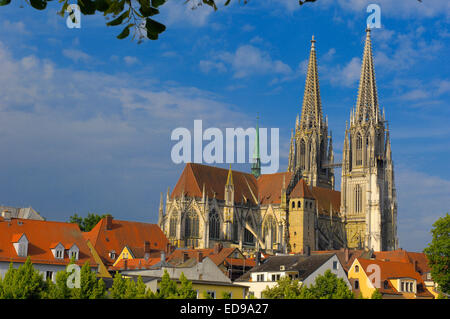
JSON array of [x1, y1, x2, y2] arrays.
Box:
[[121, 251, 248, 299], [235, 252, 350, 298], [348, 257, 434, 299], [82, 215, 170, 272], [165, 243, 256, 281], [1, 206, 44, 221], [312, 248, 372, 272], [0, 216, 99, 281]]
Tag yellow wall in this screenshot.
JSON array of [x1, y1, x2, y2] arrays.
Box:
[[191, 283, 247, 299], [113, 246, 133, 267], [288, 198, 314, 254], [347, 259, 375, 298]]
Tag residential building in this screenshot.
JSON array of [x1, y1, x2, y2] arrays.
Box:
[[0, 216, 99, 281], [348, 257, 434, 299], [236, 253, 350, 298], [1, 206, 44, 221]]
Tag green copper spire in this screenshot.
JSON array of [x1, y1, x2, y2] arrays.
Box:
[[252, 115, 261, 178]]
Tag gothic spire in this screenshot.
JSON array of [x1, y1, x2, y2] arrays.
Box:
[[251, 115, 261, 178], [354, 28, 380, 124], [299, 35, 324, 130], [226, 164, 234, 186]]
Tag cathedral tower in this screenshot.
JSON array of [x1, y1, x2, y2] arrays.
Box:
[[288, 36, 334, 189], [341, 29, 398, 251]]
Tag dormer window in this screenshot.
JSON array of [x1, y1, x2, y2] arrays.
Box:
[[109, 251, 116, 259], [68, 244, 79, 261], [51, 243, 65, 259], [12, 233, 28, 257]]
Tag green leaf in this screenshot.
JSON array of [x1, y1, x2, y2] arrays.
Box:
[[95, 0, 110, 12], [106, 9, 130, 26], [0, 0, 12, 6], [151, 0, 165, 8], [117, 23, 134, 39], [145, 17, 165, 37], [30, 0, 47, 10], [139, 5, 159, 17], [78, 0, 96, 15]]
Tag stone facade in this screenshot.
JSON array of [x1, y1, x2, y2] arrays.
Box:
[[159, 30, 398, 255]]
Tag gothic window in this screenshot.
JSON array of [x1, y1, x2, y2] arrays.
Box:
[[300, 140, 306, 169], [232, 218, 239, 242], [169, 213, 178, 238], [263, 215, 277, 248], [356, 133, 363, 166], [209, 209, 220, 240], [292, 201, 295, 209], [244, 215, 254, 244], [355, 185, 362, 213], [184, 210, 199, 238]]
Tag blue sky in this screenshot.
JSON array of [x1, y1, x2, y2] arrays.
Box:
[[0, 0, 449, 252]]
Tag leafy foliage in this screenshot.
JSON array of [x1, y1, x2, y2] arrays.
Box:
[[0, 0, 323, 42], [0, 258, 46, 299], [424, 213, 450, 295], [262, 270, 354, 299], [371, 288, 383, 299], [71, 261, 106, 299], [69, 213, 110, 232]]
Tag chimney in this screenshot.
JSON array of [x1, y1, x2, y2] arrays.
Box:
[[214, 242, 223, 254], [105, 215, 113, 230], [161, 250, 166, 263], [344, 247, 349, 264], [1, 210, 12, 221], [182, 252, 189, 263], [144, 241, 150, 253], [197, 251, 203, 263]]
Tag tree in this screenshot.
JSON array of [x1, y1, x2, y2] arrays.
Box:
[[262, 276, 303, 299], [307, 270, 354, 299], [371, 289, 383, 299], [178, 272, 197, 299], [71, 261, 106, 299], [221, 291, 232, 299], [109, 271, 127, 299], [262, 270, 354, 299], [44, 269, 72, 299], [0, 0, 324, 42], [424, 213, 450, 295], [0, 258, 46, 299], [69, 213, 110, 232]]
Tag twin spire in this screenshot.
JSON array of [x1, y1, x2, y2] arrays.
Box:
[[353, 28, 381, 124], [299, 35, 324, 130]]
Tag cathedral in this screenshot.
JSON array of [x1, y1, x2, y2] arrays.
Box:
[[158, 29, 398, 255]]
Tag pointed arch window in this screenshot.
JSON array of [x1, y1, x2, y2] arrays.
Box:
[[263, 216, 277, 248], [356, 134, 363, 166], [185, 210, 199, 238], [169, 213, 178, 238], [355, 185, 362, 213], [244, 215, 254, 244], [300, 140, 306, 169], [209, 209, 220, 240]]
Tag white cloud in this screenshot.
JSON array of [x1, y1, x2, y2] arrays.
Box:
[[2, 20, 29, 35], [124, 56, 139, 66], [62, 49, 92, 63], [325, 57, 361, 87], [202, 44, 292, 79], [161, 0, 215, 27]]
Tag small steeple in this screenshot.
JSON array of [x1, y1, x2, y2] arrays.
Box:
[[226, 164, 234, 186], [158, 192, 164, 226], [251, 115, 261, 178]]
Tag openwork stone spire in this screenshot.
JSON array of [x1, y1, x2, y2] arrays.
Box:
[[354, 28, 380, 124], [299, 35, 324, 130]]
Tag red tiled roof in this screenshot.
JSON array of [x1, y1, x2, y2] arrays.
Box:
[[225, 257, 256, 267], [166, 247, 239, 267], [0, 217, 97, 267], [290, 179, 314, 199], [171, 163, 258, 205], [357, 258, 434, 298], [310, 186, 341, 216], [313, 249, 369, 271], [110, 257, 161, 271], [84, 217, 169, 266], [373, 250, 431, 277], [257, 172, 293, 205]]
